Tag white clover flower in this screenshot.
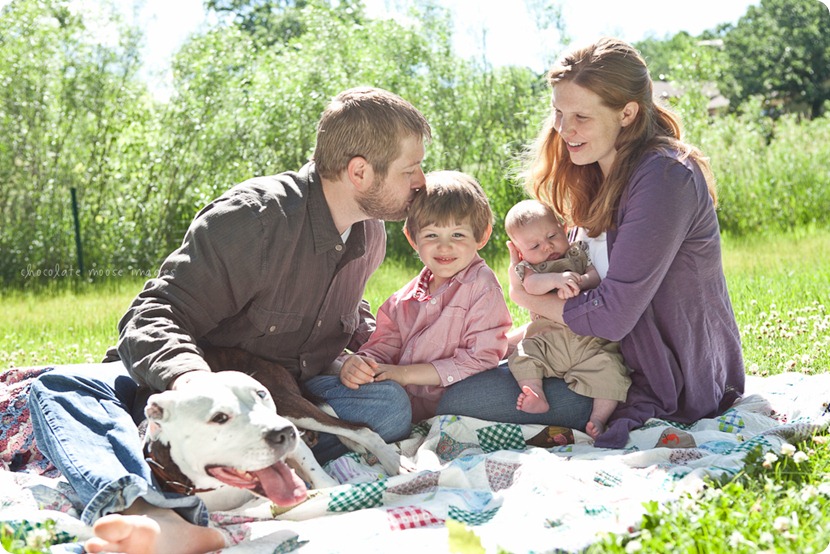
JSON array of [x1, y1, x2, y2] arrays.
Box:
[[25, 528, 52, 550], [793, 450, 809, 464], [818, 482, 830, 496], [773, 516, 790, 531], [780, 443, 796, 457], [625, 539, 643, 553], [728, 530, 745, 548], [759, 531, 774, 544], [762, 452, 779, 468], [800, 485, 818, 502]]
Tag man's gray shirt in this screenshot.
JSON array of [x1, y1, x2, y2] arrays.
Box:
[[105, 163, 385, 391]]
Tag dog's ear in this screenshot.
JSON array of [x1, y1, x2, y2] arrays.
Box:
[[144, 392, 175, 441]]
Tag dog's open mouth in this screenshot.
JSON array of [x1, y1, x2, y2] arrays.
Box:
[[207, 460, 308, 506]]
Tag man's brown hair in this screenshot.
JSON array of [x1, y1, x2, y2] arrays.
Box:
[[313, 87, 432, 180]]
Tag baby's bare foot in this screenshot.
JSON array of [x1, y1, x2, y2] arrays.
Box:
[[516, 385, 550, 414], [586, 419, 606, 440]]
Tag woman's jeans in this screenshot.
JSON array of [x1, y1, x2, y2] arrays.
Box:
[[436, 361, 593, 429], [28, 362, 412, 526]]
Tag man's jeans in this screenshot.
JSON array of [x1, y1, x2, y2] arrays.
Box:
[[303, 375, 412, 463], [28, 363, 412, 525], [436, 360, 593, 429]]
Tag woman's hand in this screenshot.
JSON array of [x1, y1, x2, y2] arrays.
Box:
[[507, 241, 531, 308], [339, 355, 378, 390]]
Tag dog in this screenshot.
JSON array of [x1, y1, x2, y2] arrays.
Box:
[[143, 346, 406, 511]]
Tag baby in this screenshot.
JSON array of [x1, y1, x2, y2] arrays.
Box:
[[505, 200, 630, 439]]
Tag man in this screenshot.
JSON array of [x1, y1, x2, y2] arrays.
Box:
[[28, 87, 431, 554]]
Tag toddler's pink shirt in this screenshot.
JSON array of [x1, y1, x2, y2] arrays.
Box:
[[357, 255, 511, 422]]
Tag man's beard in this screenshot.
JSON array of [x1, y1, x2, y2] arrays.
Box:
[[356, 177, 410, 222]]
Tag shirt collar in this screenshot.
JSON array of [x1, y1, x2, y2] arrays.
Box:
[[404, 255, 485, 302], [304, 163, 364, 256]]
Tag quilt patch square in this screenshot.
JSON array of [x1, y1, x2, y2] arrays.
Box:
[[387, 471, 440, 496], [477, 423, 526, 453], [735, 434, 773, 453], [436, 431, 478, 463], [327, 481, 387, 512], [448, 505, 499, 526], [718, 409, 746, 433], [656, 428, 697, 449], [386, 506, 443, 530], [484, 459, 519, 492]]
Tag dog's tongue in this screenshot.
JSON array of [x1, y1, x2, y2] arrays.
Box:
[[253, 461, 308, 506]]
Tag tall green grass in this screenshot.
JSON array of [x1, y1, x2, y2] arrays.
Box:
[[702, 109, 830, 236]]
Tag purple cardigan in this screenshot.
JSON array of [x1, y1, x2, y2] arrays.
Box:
[[563, 149, 745, 448]]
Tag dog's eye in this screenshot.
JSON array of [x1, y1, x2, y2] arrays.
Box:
[[210, 412, 230, 424], [256, 389, 268, 400]]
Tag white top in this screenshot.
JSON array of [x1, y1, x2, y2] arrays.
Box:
[[575, 228, 609, 280]]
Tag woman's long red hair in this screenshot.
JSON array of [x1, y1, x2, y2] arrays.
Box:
[[525, 37, 716, 236]]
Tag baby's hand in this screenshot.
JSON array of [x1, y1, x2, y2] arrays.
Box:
[[522, 272, 554, 295], [339, 355, 378, 390], [555, 271, 582, 299]]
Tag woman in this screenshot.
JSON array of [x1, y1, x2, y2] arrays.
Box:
[[436, 37, 745, 448]]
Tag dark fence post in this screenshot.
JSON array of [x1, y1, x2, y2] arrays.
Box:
[[70, 187, 85, 275]]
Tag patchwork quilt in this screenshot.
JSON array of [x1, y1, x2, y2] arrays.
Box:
[[2, 367, 829, 553]]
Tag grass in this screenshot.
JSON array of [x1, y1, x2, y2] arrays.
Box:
[[0, 280, 136, 369], [2, 228, 829, 553]]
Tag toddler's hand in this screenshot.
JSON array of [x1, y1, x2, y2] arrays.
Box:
[[339, 355, 378, 390]]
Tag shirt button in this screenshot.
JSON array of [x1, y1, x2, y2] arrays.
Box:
[[447, 376, 454, 383], [317, 320, 322, 327], [302, 360, 307, 367], [269, 325, 277, 332], [335, 244, 343, 252], [430, 299, 437, 305], [592, 299, 599, 306]]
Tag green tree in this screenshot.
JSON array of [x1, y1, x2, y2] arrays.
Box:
[[157, 1, 544, 261], [204, 0, 366, 50], [635, 32, 700, 81], [0, 0, 149, 285], [632, 33, 728, 144], [721, 0, 830, 118]]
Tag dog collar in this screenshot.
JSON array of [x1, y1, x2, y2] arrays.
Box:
[[144, 443, 215, 496]]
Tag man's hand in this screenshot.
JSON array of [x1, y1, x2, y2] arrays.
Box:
[[339, 355, 379, 390], [170, 370, 213, 391]]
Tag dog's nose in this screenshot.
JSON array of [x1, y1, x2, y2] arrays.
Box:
[[264, 426, 296, 447]]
